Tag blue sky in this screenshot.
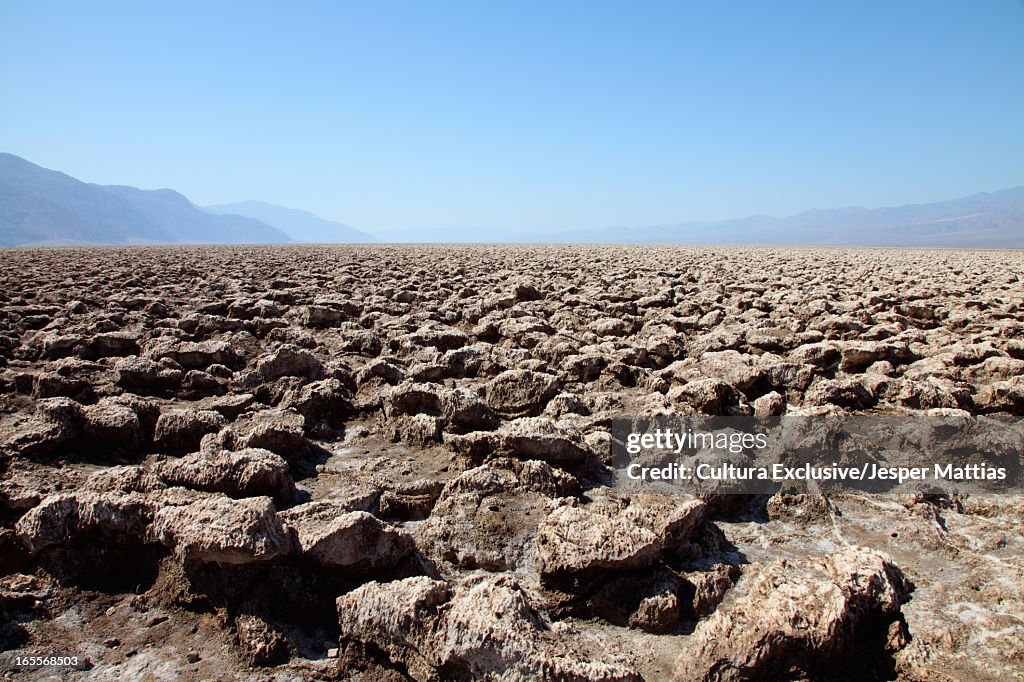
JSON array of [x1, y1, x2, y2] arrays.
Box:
[[1, 1, 1022, 234]]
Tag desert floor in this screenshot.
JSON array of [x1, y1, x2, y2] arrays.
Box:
[[1, 244, 1022, 681]]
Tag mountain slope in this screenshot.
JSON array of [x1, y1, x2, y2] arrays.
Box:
[[205, 200, 376, 243], [0, 153, 164, 245], [0, 153, 291, 246], [100, 186, 290, 244]]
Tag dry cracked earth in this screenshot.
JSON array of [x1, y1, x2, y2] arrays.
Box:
[[0, 244, 1022, 681]]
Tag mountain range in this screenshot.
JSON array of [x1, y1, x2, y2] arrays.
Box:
[[204, 200, 375, 243], [1, 152, 1022, 247], [554, 187, 1024, 247], [374, 189, 1024, 247]]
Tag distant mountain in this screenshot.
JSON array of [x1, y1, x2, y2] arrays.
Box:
[[534, 188, 1024, 247], [601, 187, 1024, 247], [0, 153, 291, 246], [371, 189, 1024, 247], [204, 200, 376, 243]]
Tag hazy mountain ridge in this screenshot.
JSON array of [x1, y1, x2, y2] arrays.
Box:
[[204, 200, 377, 243], [97, 185, 291, 245], [568, 188, 1024, 247], [474, 189, 1015, 246], [364, 189, 1024, 246]]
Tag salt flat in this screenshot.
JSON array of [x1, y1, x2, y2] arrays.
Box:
[[1, 244, 1022, 680]]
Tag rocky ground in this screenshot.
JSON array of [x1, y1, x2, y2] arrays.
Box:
[[0, 244, 1022, 681]]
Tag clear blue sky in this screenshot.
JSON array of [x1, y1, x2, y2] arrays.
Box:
[[1, 1, 1022, 234]]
